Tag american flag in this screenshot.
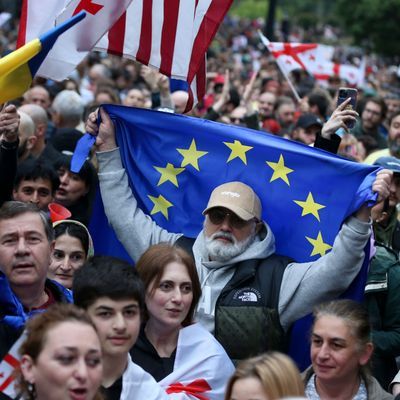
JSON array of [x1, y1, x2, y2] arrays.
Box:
[[17, 0, 233, 111]]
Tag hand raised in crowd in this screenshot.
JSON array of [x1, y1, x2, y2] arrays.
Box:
[[355, 169, 392, 221], [86, 108, 117, 152], [157, 73, 170, 94], [213, 69, 230, 113], [0, 104, 20, 143], [241, 70, 258, 105], [140, 65, 158, 92], [321, 97, 358, 138]]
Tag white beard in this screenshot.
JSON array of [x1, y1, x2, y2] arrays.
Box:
[[204, 228, 256, 262]]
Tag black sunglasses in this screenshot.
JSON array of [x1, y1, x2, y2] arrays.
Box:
[[207, 208, 251, 229]]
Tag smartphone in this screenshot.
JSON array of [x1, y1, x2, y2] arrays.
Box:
[[337, 87, 358, 129]]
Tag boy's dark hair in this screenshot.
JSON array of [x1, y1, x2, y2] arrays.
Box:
[[73, 255, 145, 311], [14, 159, 60, 194], [308, 91, 330, 118]]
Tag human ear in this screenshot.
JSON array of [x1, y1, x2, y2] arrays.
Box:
[[359, 342, 374, 366], [20, 355, 35, 384]]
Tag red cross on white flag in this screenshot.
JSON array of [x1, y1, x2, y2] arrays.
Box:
[[0, 333, 26, 399]]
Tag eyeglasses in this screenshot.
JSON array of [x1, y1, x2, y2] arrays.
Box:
[[230, 117, 245, 124], [207, 208, 252, 229]]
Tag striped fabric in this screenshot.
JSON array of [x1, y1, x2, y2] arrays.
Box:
[[94, 0, 232, 111], [17, 0, 232, 111]]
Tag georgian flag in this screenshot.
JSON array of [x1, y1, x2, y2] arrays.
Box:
[[258, 30, 365, 87], [160, 324, 234, 400], [0, 333, 26, 399]]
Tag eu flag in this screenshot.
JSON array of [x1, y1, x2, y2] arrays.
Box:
[[0, 11, 85, 104], [98, 104, 377, 262], [87, 104, 379, 369]]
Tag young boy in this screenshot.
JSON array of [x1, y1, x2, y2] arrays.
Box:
[[13, 158, 60, 211], [73, 256, 168, 400]]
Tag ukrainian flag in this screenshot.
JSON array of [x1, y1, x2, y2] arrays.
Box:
[[0, 11, 86, 104]]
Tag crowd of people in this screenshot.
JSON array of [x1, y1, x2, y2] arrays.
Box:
[[1, 5, 400, 400]]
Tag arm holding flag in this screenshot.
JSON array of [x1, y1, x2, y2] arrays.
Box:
[[89, 109, 182, 261], [279, 170, 390, 331], [0, 105, 19, 207], [87, 107, 391, 361]]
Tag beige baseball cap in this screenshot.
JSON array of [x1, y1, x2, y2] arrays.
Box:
[[202, 181, 262, 221]]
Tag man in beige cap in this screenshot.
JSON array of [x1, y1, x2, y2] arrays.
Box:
[[88, 107, 391, 362]]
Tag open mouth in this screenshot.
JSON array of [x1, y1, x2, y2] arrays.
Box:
[[69, 388, 88, 400], [57, 189, 68, 196]]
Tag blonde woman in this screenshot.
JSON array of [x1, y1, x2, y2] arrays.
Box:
[[224, 352, 305, 400]]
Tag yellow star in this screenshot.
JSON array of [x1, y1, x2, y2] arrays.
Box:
[[266, 154, 294, 186], [148, 194, 173, 220], [224, 140, 253, 165], [153, 163, 185, 187], [294, 192, 326, 222], [306, 231, 332, 257], [176, 139, 208, 171]]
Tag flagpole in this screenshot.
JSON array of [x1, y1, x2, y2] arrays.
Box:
[[258, 30, 301, 103], [275, 58, 301, 103]]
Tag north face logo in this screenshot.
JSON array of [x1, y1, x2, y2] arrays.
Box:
[[233, 288, 261, 302], [238, 292, 258, 302]]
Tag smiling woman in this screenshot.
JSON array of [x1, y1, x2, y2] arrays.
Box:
[[131, 243, 235, 399], [19, 303, 103, 400], [303, 299, 394, 400]]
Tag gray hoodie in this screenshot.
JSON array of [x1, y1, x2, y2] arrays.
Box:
[[98, 148, 371, 333]]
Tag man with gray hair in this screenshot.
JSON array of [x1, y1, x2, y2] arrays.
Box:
[[87, 108, 391, 362], [0, 202, 72, 359], [52, 89, 85, 130]]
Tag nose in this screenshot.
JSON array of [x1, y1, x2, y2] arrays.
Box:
[[59, 172, 69, 186], [316, 343, 330, 360], [15, 237, 29, 255], [171, 287, 183, 303], [390, 180, 397, 194], [30, 191, 39, 205], [59, 256, 72, 272], [74, 358, 88, 381], [113, 313, 127, 331], [219, 215, 233, 231]]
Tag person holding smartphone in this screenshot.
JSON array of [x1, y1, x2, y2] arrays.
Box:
[[351, 97, 388, 151]]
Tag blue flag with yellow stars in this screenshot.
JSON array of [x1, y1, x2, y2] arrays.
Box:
[[95, 104, 378, 264], [88, 104, 380, 369]]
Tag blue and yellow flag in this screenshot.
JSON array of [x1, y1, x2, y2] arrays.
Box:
[[0, 12, 85, 104], [87, 105, 379, 368], [95, 104, 378, 262]]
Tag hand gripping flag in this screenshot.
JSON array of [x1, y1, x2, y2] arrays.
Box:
[[95, 105, 378, 261], [86, 105, 380, 368], [0, 11, 85, 104]]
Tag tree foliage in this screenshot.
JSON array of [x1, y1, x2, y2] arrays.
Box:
[[334, 0, 399, 57]]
